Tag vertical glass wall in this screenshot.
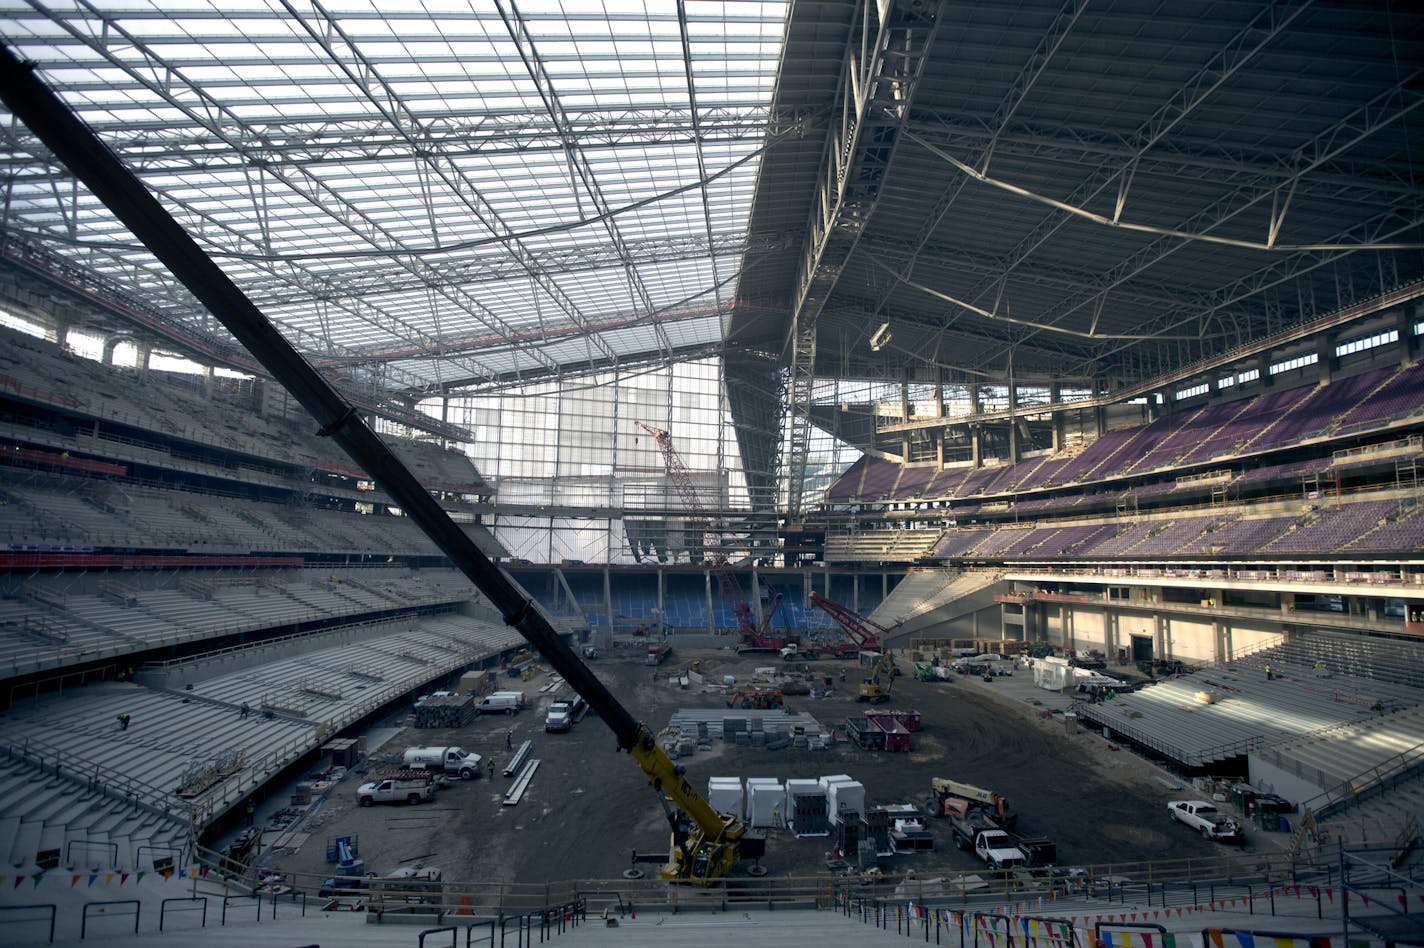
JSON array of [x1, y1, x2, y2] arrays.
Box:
[[423, 359, 747, 563]]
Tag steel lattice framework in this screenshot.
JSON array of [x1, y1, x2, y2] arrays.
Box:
[[0, 0, 1421, 518]]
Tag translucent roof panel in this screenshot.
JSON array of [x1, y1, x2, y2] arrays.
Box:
[[0, 0, 792, 395]]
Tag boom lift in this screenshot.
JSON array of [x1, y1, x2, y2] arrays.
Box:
[[806, 591, 895, 657], [0, 59, 765, 885]]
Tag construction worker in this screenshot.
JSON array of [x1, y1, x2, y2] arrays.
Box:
[[116, 712, 130, 731], [245, 800, 256, 828], [487, 758, 495, 780], [506, 730, 513, 750], [1265, 663, 1273, 681], [239, 702, 250, 719], [839, 668, 846, 684]]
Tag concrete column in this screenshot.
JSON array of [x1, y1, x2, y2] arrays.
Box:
[[101, 335, 122, 364], [1399, 306, 1420, 363], [970, 387, 982, 467], [1006, 384, 1020, 465], [1316, 333, 1335, 384], [1050, 383, 1062, 451], [705, 569, 714, 634], [1257, 353, 1271, 387]]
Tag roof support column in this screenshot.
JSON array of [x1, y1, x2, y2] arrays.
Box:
[[784, 0, 942, 517], [1400, 306, 1420, 364]]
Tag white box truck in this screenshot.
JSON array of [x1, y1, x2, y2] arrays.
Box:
[[401, 745, 483, 779]]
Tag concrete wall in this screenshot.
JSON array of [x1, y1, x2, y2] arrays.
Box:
[[1166, 617, 1215, 663], [1248, 754, 1329, 805]]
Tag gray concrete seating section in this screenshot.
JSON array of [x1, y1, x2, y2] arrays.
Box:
[[0, 754, 189, 876], [0, 610, 521, 873], [823, 528, 944, 562], [1272, 630, 1424, 690], [0, 567, 479, 678], [1316, 770, 1424, 849], [870, 569, 1000, 630], [0, 326, 489, 495], [1080, 644, 1424, 768], [1257, 704, 1424, 794]]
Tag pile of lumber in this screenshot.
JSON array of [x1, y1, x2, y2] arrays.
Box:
[[414, 694, 476, 728]]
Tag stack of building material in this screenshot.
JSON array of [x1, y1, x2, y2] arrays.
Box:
[[786, 779, 829, 837], [745, 777, 785, 828], [834, 814, 861, 858], [867, 708, 921, 731], [881, 804, 931, 853], [867, 806, 898, 855], [706, 777, 743, 815], [666, 709, 829, 748], [413, 694, 476, 728], [821, 774, 865, 825]]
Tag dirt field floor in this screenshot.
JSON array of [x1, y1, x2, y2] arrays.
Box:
[[261, 642, 1271, 888]]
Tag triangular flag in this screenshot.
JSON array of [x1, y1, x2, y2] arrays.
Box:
[[13, 876, 24, 889], [136, 871, 144, 884], [31, 875, 42, 888], [120, 872, 129, 885], [88, 874, 98, 887], [71, 875, 80, 888], [105, 873, 114, 885]]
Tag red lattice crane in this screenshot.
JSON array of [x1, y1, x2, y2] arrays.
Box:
[[638, 422, 796, 653], [806, 590, 896, 657], [638, 421, 739, 598]]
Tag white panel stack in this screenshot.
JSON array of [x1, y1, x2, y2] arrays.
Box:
[[745, 777, 785, 828], [706, 776, 743, 816], [820, 774, 865, 823]]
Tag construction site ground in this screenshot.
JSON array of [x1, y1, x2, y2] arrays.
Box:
[[257, 642, 1271, 889]]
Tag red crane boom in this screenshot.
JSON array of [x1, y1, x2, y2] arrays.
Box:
[[806, 590, 895, 655]]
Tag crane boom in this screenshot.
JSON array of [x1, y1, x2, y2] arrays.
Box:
[[0, 48, 761, 884], [806, 590, 895, 651], [637, 421, 741, 601]]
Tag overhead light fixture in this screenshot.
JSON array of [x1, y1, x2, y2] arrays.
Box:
[[870, 322, 892, 351]]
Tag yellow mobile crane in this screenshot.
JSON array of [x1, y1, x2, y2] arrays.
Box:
[[0, 49, 765, 885]]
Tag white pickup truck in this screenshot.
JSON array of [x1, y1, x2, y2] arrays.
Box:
[[974, 829, 1026, 870], [357, 772, 435, 806], [1167, 800, 1245, 843]]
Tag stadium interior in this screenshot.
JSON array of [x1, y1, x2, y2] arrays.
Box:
[[0, 0, 1422, 944]]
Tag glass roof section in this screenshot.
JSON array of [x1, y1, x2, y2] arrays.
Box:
[[0, 0, 792, 395]]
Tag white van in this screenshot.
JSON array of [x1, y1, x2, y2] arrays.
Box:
[[476, 691, 525, 715]]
